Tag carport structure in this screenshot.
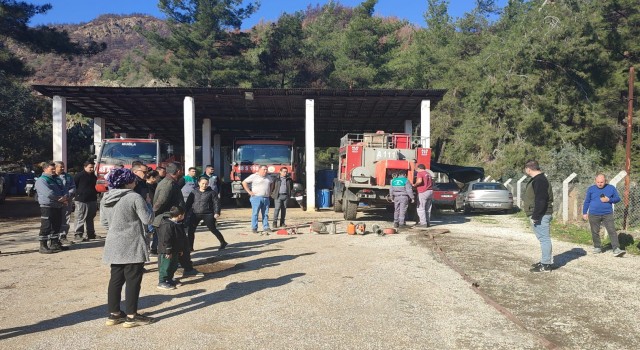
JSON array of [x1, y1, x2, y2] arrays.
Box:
[[32, 86, 446, 209]]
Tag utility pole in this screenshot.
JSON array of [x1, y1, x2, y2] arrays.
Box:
[[623, 66, 635, 230]]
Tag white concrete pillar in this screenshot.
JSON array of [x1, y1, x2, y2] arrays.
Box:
[[305, 99, 316, 211], [184, 96, 196, 170], [404, 120, 412, 135], [420, 100, 431, 147], [202, 118, 211, 168], [213, 134, 221, 175], [93, 117, 105, 158], [562, 173, 578, 223], [516, 175, 528, 208], [52, 96, 67, 165]]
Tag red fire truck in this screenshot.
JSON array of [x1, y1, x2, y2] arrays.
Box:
[[229, 137, 305, 208], [332, 132, 431, 220], [94, 137, 179, 193]]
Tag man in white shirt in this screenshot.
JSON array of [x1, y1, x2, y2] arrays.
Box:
[[242, 165, 273, 233]]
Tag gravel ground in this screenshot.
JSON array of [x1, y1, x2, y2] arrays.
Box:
[[0, 199, 638, 349]]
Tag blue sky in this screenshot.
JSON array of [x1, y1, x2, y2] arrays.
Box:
[[30, 0, 508, 28]]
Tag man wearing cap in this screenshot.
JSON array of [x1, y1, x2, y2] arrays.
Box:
[[54, 161, 76, 245]]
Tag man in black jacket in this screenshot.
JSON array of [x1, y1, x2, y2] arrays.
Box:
[[73, 161, 98, 241], [523, 160, 554, 273], [152, 163, 203, 277], [271, 168, 292, 228]]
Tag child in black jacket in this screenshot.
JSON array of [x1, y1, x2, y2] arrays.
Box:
[[156, 206, 187, 290]]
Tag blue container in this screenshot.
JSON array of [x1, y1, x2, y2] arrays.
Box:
[[16, 174, 28, 195], [6, 174, 18, 195], [316, 169, 338, 190], [316, 189, 331, 208]]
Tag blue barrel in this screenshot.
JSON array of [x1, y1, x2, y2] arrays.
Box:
[[16, 174, 28, 195], [316, 169, 338, 189], [316, 189, 331, 208]]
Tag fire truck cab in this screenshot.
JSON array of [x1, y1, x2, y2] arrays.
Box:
[[94, 137, 178, 193]]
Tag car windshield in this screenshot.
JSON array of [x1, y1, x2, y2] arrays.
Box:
[[472, 183, 507, 191], [101, 141, 157, 163], [235, 144, 292, 165], [433, 182, 459, 190]]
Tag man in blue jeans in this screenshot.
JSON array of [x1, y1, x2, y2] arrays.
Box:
[[242, 165, 273, 234], [582, 174, 626, 257], [523, 160, 554, 272]]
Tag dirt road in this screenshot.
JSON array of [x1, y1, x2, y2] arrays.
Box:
[[0, 198, 638, 349]]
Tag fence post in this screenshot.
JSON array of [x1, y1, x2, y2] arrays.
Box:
[[516, 175, 527, 208], [563, 173, 578, 223], [609, 170, 627, 211]]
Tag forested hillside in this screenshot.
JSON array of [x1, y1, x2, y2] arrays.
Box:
[[2, 0, 639, 178]]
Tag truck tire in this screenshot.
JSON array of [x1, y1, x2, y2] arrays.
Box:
[[343, 199, 357, 220], [333, 187, 343, 212]]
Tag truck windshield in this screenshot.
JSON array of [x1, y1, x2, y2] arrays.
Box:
[[236, 144, 292, 165], [101, 141, 158, 163]]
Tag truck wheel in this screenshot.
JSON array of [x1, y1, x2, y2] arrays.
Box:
[[343, 199, 357, 220], [333, 189, 343, 212]]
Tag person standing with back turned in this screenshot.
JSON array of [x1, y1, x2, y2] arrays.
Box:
[[414, 164, 433, 228], [582, 174, 626, 257], [523, 160, 554, 273]]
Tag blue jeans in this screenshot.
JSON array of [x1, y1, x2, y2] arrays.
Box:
[[250, 196, 270, 231], [532, 214, 553, 264]]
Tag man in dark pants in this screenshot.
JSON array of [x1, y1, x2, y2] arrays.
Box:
[[35, 161, 68, 253], [73, 161, 98, 241], [54, 161, 75, 245], [153, 163, 203, 277], [583, 174, 626, 257], [271, 168, 292, 228], [390, 171, 415, 229], [523, 160, 554, 272]]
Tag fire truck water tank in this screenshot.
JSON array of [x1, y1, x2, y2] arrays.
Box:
[[351, 166, 370, 183]]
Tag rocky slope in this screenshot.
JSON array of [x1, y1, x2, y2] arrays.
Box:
[[13, 14, 166, 86]]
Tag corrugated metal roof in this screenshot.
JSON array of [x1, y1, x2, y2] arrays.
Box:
[[32, 85, 447, 147]]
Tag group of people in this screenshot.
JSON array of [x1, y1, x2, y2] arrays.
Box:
[[388, 163, 434, 229], [35, 160, 100, 254], [100, 162, 231, 327], [523, 160, 626, 274], [241, 165, 294, 233]]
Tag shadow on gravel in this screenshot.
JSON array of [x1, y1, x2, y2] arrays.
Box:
[[150, 273, 306, 321], [180, 252, 316, 285], [0, 289, 206, 341], [553, 247, 587, 268], [0, 239, 105, 256]]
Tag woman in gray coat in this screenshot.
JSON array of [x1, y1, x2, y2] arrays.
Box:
[[100, 168, 154, 328]]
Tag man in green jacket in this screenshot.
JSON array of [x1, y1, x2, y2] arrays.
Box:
[[523, 160, 554, 273]]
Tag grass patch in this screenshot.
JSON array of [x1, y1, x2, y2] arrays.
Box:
[[472, 215, 499, 224], [515, 212, 639, 255]]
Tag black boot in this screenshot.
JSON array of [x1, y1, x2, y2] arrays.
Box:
[[49, 239, 67, 252], [280, 220, 285, 227], [272, 221, 278, 228], [39, 241, 55, 254]]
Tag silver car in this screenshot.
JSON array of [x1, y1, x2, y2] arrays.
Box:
[[455, 182, 513, 214]]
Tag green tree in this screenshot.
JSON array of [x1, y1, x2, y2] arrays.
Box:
[[141, 0, 258, 87], [249, 12, 306, 88], [329, 0, 403, 88], [0, 0, 104, 164]]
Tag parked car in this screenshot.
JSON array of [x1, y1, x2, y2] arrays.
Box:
[[455, 182, 513, 214], [432, 182, 460, 209]]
